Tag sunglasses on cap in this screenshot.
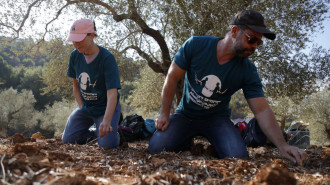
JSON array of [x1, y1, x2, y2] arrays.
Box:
[[243, 32, 263, 46]]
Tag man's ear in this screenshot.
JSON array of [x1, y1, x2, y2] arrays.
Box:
[[231, 25, 240, 38]]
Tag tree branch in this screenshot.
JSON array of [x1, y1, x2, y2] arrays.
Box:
[[39, 1, 75, 42], [177, 0, 193, 24], [116, 30, 142, 50], [122, 45, 164, 74], [127, 0, 171, 70], [2, 0, 42, 41]]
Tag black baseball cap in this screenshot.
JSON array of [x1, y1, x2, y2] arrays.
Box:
[[230, 10, 276, 40]]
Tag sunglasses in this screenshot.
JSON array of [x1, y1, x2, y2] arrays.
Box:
[[243, 32, 263, 46]]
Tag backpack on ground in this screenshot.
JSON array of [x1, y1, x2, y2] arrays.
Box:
[[241, 118, 267, 147], [118, 114, 155, 143]]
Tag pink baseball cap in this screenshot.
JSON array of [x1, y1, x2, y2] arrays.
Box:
[[67, 18, 95, 42]]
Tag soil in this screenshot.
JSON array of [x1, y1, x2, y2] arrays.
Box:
[[0, 132, 329, 185]]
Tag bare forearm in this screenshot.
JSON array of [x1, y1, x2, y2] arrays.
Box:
[[103, 89, 118, 124], [254, 107, 287, 148], [160, 62, 185, 116], [99, 89, 118, 138], [73, 80, 84, 108], [160, 77, 177, 117], [248, 97, 307, 165]]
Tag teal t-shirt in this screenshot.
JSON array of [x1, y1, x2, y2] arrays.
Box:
[[174, 36, 264, 118], [67, 46, 121, 116]]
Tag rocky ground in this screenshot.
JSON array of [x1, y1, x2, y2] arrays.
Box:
[[0, 133, 329, 185]]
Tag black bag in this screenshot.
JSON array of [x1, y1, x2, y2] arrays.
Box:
[[119, 114, 154, 143], [242, 118, 267, 147]]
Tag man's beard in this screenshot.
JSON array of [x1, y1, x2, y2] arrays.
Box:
[[234, 34, 255, 58], [234, 45, 255, 58]]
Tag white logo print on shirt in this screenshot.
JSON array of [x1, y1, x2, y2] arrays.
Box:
[[78, 72, 98, 101], [189, 73, 227, 109]]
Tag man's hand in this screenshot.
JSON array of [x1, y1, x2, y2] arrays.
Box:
[[99, 121, 113, 138], [279, 144, 307, 166], [155, 114, 170, 131]]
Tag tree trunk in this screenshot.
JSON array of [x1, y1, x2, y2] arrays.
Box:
[[280, 117, 286, 130], [175, 78, 184, 106]]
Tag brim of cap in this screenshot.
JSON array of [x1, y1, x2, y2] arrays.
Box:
[[247, 25, 276, 40], [67, 33, 87, 42]]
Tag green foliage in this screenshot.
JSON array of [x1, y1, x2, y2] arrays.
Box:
[[269, 96, 300, 130], [309, 122, 330, 146], [261, 47, 330, 101], [0, 55, 61, 110], [0, 88, 37, 137], [115, 53, 144, 102], [115, 53, 144, 83], [0, 37, 50, 67], [0, 37, 61, 110], [6, 67, 25, 89], [299, 88, 330, 145], [127, 65, 164, 117], [0, 56, 13, 86], [36, 100, 77, 138], [165, 0, 248, 46], [41, 39, 74, 99], [17, 66, 61, 110], [120, 81, 136, 103]]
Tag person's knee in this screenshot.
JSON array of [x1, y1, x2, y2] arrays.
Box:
[[61, 135, 68, 143], [148, 140, 158, 153], [98, 132, 120, 148], [62, 132, 91, 145], [148, 137, 164, 154], [61, 132, 71, 144], [98, 138, 119, 148], [148, 145, 163, 154], [62, 135, 76, 144]]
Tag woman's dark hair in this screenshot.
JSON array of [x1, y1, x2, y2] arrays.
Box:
[[93, 21, 97, 32]]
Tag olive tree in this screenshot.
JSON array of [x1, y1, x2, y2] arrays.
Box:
[[299, 87, 330, 145], [0, 88, 37, 137], [127, 64, 164, 118], [35, 100, 77, 137], [268, 96, 300, 130]]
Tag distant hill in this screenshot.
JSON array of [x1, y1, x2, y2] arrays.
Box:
[[0, 36, 50, 67]]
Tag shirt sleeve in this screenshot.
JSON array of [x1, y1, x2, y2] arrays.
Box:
[[67, 52, 76, 79], [173, 37, 195, 70], [242, 61, 265, 99], [104, 54, 121, 90]]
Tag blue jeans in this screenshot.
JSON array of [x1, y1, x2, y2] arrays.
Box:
[[148, 111, 249, 159], [62, 103, 121, 148]]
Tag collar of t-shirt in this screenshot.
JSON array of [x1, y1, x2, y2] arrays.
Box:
[[84, 51, 99, 64]]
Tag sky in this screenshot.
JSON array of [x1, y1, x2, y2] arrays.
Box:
[[309, 16, 330, 50]]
